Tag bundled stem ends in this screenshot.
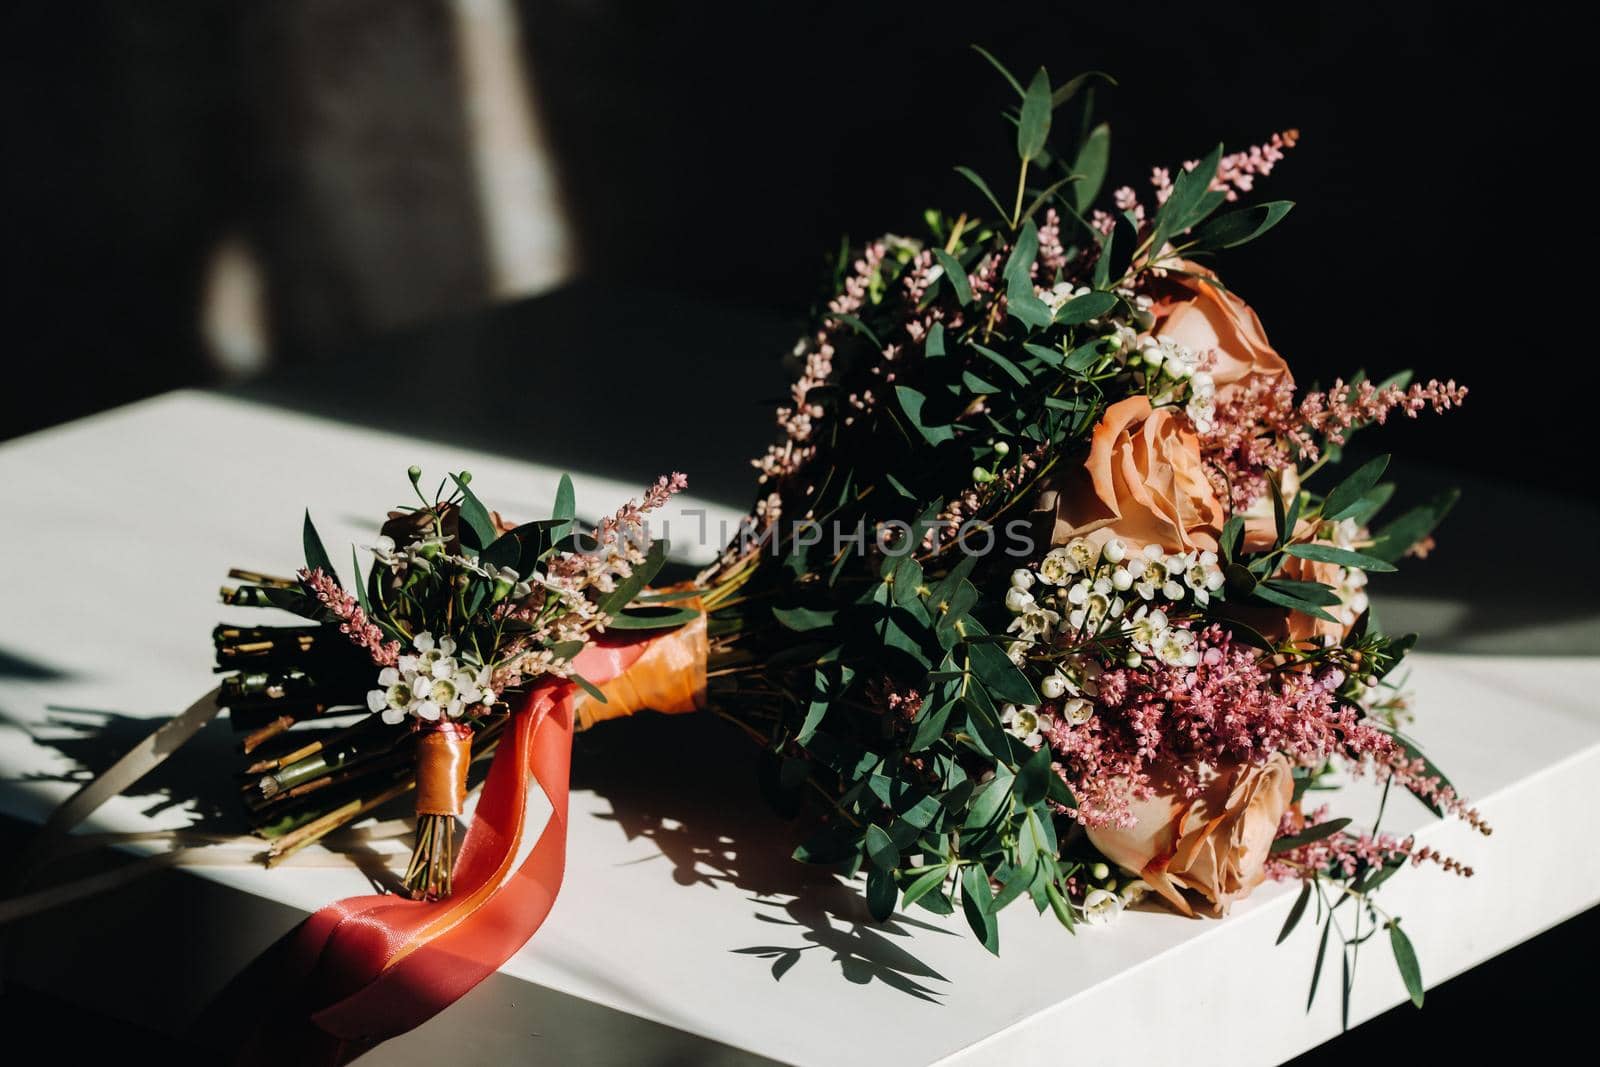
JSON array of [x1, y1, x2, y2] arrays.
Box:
[[404, 723, 473, 899]]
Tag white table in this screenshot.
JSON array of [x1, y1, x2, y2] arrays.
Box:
[[3, 391, 1597, 1065]]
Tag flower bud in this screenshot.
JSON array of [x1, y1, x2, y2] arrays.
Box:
[[993, 439, 1011, 457], [1125, 652, 1143, 668], [1004, 587, 1036, 613], [1110, 567, 1133, 591], [1010, 568, 1035, 591], [1041, 673, 1068, 699], [1090, 862, 1111, 881], [972, 467, 994, 484], [408, 465, 423, 484], [1102, 538, 1127, 564]]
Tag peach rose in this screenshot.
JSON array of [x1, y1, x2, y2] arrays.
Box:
[[1038, 395, 1225, 553], [1086, 754, 1294, 916], [1151, 261, 1292, 398]]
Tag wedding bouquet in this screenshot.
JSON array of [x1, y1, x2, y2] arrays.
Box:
[[696, 52, 1480, 1008], [216, 466, 704, 898], [9, 49, 1488, 1054]]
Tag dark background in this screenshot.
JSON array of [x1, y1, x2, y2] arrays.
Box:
[[2, 1, 1589, 1061], [2, 1, 1574, 487]]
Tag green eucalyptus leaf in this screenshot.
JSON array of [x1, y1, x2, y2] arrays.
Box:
[[961, 864, 1000, 954], [899, 865, 950, 910], [1252, 583, 1339, 623], [1016, 745, 1053, 806], [607, 606, 702, 630], [896, 385, 956, 446], [1021, 341, 1064, 368], [964, 767, 1014, 830], [1307, 917, 1333, 1010], [866, 867, 898, 920], [954, 165, 1008, 219], [1191, 200, 1294, 250], [967, 637, 1040, 705], [1388, 921, 1425, 1008], [773, 606, 837, 632], [1064, 340, 1103, 374], [1055, 290, 1117, 325], [1264, 578, 1342, 605], [1044, 876, 1077, 932], [1219, 514, 1245, 563], [1347, 482, 1397, 527], [864, 824, 899, 871], [1072, 123, 1111, 213], [1017, 68, 1053, 162], [1051, 70, 1115, 108], [1004, 221, 1053, 329], [1277, 881, 1313, 944], [970, 44, 1023, 97], [1322, 455, 1391, 522], [1271, 817, 1352, 853], [447, 474, 498, 549], [570, 673, 608, 704], [350, 547, 370, 615], [551, 474, 576, 542], [932, 250, 972, 306], [972, 344, 1031, 386], [1285, 543, 1397, 573], [1368, 489, 1460, 563], [302, 510, 337, 584]]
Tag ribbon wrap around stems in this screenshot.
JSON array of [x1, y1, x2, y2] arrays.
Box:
[[285, 611, 707, 1047]]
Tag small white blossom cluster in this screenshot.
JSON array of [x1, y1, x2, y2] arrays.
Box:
[[1132, 334, 1217, 434], [1045, 281, 1095, 316], [1311, 518, 1371, 633], [1329, 566, 1369, 629], [1009, 536, 1224, 642], [1079, 875, 1151, 926], [1000, 702, 1044, 747], [1123, 605, 1199, 668], [367, 631, 496, 725], [370, 534, 533, 601]]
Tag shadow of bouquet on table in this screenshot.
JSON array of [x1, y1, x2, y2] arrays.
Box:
[[5, 694, 953, 1001], [7, 707, 241, 828], [0, 704, 414, 897], [571, 711, 953, 1003]]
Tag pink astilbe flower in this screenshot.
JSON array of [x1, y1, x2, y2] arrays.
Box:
[[1200, 374, 1298, 509], [1201, 375, 1468, 506], [1294, 378, 1468, 452], [300, 567, 399, 667], [755, 242, 887, 488], [1154, 130, 1299, 207], [1046, 625, 1401, 829], [1210, 129, 1299, 201], [1266, 804, 1476, 883], [920, 441, 1044, 550], [1036, 208, 1069, 275], [594, 471, 688, 547]]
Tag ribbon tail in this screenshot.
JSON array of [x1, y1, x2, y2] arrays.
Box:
[[307, 690, 575, 1042]]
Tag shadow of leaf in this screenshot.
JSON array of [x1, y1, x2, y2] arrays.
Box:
[[572, 710, 951, 1002]]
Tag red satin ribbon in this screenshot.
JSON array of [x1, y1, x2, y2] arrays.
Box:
[[280, 638, 655, 1052]]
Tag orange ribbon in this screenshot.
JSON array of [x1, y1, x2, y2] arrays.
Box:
[[278, 615, 707, 1058], [572, 599, 707, 729], [414, 724, 473, 816]]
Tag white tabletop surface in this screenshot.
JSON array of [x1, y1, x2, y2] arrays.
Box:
[[2, 391, 1598, 1065]]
